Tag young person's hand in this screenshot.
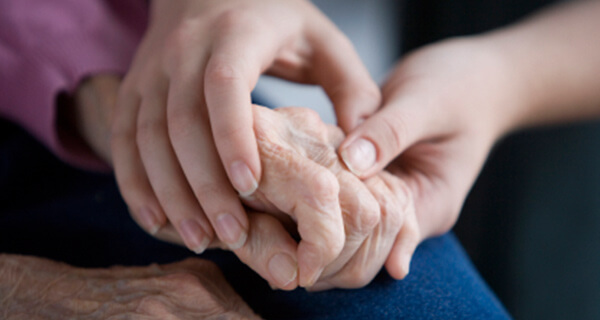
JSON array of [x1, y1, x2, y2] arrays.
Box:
[[340, 0, 600, 256], [340, 39, 517, 249], [111, 0, 380, 253]]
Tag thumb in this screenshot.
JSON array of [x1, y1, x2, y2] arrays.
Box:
[[338, 99, 426, 179]]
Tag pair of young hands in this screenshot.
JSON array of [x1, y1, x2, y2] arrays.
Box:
[[74, 0, 520, 291]]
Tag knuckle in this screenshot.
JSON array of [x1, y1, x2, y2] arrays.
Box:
[[214, 9, 247, 31], [323, 231, 344, 258], [136, 295, 170, 314], [162, 272, 203, 290], [205, 59, 242, 85], [214, 8, 263, 34], [356, 201, 380, 232], [309, 169, 339, 199], [310, 145, 339, 170], [341, 189, 380, 234], [165, 20, 203, 61], [294, 107, 324, 127]]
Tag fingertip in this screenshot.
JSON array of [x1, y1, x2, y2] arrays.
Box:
[[229, 160, 259, 197], [386, 253, 412, 280], [339, 138, 377, 178], [268, 253, 299, 290], [214, 212, 248, 250], [297, 243, 327, 288], [137, 207, 164, 236], [179, 218, 211, 254]]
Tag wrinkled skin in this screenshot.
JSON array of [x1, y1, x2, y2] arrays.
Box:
[[241, 106, 421, 290], [118, 105, 422, 291], [111, 0, 381, 256], [0, 255, 260, 320], [73, 76, 420, 292]]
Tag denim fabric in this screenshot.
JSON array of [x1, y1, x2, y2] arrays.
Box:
[[0, 119, 510, 319]]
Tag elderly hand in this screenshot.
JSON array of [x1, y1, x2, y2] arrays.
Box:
[[73, 79, 408, 291], [110, 0, 380, 254], [0, 254, 260, 319], [243, 106, 420, 290]]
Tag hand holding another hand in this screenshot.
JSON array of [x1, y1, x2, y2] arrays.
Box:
[[241, 106, 421, 290], [340, 38, 520, 242], [73, 71, 422, 291], [111, 0, 381, 254]]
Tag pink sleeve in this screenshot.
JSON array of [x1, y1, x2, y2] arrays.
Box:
[[0, 0, 147, 171]]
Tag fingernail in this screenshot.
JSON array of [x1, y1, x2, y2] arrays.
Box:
[[230, 161, 258, 197], [216, 213, 247, 250], [139, 207, 160, 235], [180, 219, 210, 254], [341, 138, 376, 176], [268, 253, 298, 288]]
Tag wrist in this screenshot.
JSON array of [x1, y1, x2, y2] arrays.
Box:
[[70, 75, 119, 165], [464, 35, 533, 141]]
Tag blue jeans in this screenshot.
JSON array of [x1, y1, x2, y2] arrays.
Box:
[[0, 119, 510, 319]]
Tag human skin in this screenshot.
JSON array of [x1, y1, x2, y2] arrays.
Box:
[[72, 76, 420, 290], [245, 106, 420, 289], [339, 0, 600, 244], [112, 0, 381, 260], [0, 255, 260, 320]]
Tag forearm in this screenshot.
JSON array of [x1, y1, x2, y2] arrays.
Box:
[[482, 0, 600, 134]]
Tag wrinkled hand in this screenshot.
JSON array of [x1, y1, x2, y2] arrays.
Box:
[[0, 254, 260, 320], [72, 76, 421, 292], [110, 0, 380, 253], [340, 39, 518, 254], [70, 77, 380, 291], [240, 106, 421, 290], [72, 78, 411, 291]]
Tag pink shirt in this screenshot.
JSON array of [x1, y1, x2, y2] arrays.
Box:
[[0, 0, 147, 170]]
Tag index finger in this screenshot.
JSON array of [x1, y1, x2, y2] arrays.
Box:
[[204, 26, 282, 198], [307, 25, 382, 132]]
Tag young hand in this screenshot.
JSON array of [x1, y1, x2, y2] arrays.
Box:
[[339, 38, 518, 261], [111, 0, 381, 252]]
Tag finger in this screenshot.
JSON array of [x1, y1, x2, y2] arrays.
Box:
[[307, 25, 381, 132], [385, 210, 420, 280], [204, 25, 280, 198], [151, 222, 233, 252], [317, 170, 380, 281], [259, 152, 344, 287], [381, 174, 421, 280], [111, 85, 167, 235], [311, 175, 403, 291], [339, 94, 429, 178], [136, 87, 213, 254], [234, 213, 299, 290], [168, 68, 249, 250], [252, 106, 346, 287]]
